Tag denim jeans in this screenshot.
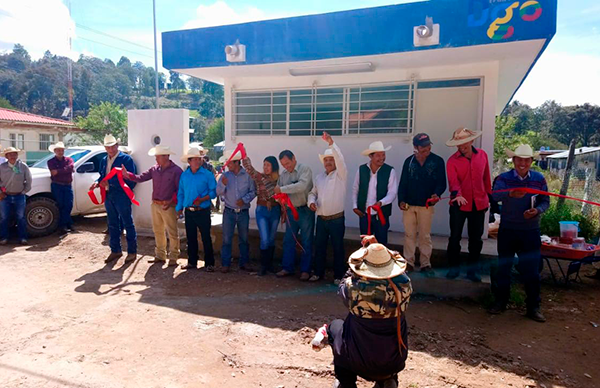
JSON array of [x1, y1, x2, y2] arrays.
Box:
[[221, 207, 250, 267], [105, 191, 137, 254], [282, 206, 314, 274], [256, 205, 280, 250], [51, 183, 73, 229], [0, 194, 27, 240], [359, 213, 390, 245], [493, 227, 542, 310], [314, 215, 346, 279]]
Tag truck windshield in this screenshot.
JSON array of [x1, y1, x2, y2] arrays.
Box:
[[32, 149, 91, 169]]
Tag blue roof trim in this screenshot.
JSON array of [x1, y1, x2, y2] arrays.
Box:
[[417, 79, 481, 89], [163, 0, 557, 70]]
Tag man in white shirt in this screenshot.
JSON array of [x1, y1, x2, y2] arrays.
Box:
[[308, 132, 347, 284], [352, 141, 398, 245]]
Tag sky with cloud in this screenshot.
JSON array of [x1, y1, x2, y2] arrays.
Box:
[[0, 0, 598, 107]]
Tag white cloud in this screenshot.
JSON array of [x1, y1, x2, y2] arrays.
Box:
[[0, 0, 77, 59], [182, 0, 288, 30], [513, 51, 600, 107]]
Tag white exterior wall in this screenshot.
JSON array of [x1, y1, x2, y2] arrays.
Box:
[[128, 109, 190, 232], [222, 61, 499, 236]]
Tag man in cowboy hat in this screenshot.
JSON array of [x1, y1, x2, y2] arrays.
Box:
[[0, 147, 31, 244], [89, 134, 138, 263], [308, 132, 348, 284], [489, 144, 549, 322], [398, 133, 446, 275], [121, 145, 183, 267], [217, 147, 256, 273], [0, 145, 6, 165], [445, 127, 492, 282], [176, 147, 217, 271], [311, 236, 412, 388], [352, 141, 398, 245], [274, 149, 314, 280], [47, 141, 75, 234]]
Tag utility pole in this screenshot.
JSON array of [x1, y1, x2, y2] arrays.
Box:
[[67, 0, 74, 121], [153, 0, 160, 109]]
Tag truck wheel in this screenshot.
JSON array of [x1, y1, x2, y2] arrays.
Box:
[[26, 197, 60, 237]]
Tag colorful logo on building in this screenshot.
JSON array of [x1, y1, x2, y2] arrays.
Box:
[[468, 0, 543, 41]]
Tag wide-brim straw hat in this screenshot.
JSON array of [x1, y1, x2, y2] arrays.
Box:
[[318, 148, 335, 164], [506, 144, 539, 159], [445, 127, 482, 147], [180, 147, 204, 163], [0, 146, 24, 156], [348, 243, 407, 280], [48, 141, 66, 152], [103, 134, 120, 147], [148, 145, 175, 157], [219, 149, 242, 163], [361, 141, 392, 156]]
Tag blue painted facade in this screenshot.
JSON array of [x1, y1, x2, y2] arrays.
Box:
[[162, 0, 557, 70]]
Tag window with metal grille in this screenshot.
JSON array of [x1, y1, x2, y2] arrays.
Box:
[[233, 82, 415, 136], [39, 134, 55, 151]]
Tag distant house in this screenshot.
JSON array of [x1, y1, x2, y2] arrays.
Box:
[[546, 146, 600, 174], [0, 108, 82, 165]]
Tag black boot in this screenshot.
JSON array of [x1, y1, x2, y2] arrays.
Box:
[[267, 246, 275, 273], [259, 249, 269, 276]]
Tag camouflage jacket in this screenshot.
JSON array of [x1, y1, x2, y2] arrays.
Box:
[[339, 271, 412, 319]]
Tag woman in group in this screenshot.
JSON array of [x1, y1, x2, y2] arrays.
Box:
[[242, 155, 280, 275]]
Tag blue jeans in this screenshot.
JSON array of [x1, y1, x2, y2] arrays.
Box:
[[105, 191, 137, 254], [0, 194, 27, 240], [221, 207, 250, 267], [359, 213, 390, 245], [282, 206, 314, 274], [256, 205, 281, 250], [51, 183, 73, 229]]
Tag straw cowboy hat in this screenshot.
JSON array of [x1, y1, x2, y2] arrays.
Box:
[[148, 145, 175, 157], [361, 141, 392, 156], [319, 148, 335, 164], [506, 144, 539, 159], [180, 147, 205, 163], [48, 141, 66, 153], [219, 149, 242, 163], [103, 134, 120, 147], [445, 127, 482, 147], [118, 146, 133, 155], [348, 243, 407, 280], [0, 146, 24, 156]]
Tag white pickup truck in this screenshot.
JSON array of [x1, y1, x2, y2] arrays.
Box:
[[26, 146, 109, 237]]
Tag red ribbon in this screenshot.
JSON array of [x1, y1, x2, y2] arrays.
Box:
[[273, 193, 299, 221], [88, 167, 140, 206], [366, 204, 385, 235], [224, 143, 247, 168]]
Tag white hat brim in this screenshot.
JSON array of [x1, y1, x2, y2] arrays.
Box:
[[148, 147, 175, 157], [445, 132, 482, 147], [347, 247, 407, 280], [361, 145, 392, 156], [48, 145, 66, 152]]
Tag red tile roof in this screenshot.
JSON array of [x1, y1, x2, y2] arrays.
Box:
[[0, 107, 76, 127]]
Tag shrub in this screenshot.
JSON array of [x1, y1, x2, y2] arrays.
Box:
[[540, 202, 599, 241]]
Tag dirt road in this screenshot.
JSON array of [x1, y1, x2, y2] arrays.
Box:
[[0, 216, 598, 387]]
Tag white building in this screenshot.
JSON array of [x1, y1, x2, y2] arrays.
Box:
[[162, 0, 557, 236]]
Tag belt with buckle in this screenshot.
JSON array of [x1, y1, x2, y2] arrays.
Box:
[[225, 207, 248, 213], [318, 211, 344, 221], [185, 206, 207, 212]]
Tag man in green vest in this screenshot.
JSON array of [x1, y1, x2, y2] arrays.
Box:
[[352, 141, 398, 245]]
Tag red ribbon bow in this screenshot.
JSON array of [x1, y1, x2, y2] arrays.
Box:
[[224, 143, 247, 168], [273, 193, 299, 221], [88, 167, 140, 206], [366, 204, 385, 235]]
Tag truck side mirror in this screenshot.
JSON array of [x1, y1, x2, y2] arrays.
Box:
[[77, 162, 95, 173]]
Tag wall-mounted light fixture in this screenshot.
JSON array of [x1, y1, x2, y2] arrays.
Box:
[[289, 62, 374, 77], [414, 16, 440, 47], [225, 39, 246, 62]]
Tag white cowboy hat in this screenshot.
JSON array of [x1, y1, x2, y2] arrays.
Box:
[[180, 147, 204, 163], [361, 141, 392, 156], [219, 149, 242, 163], [506, 144, 539, 159], [48, 141, 66, 153], [0, 146, 24, 156], [445, 127, 482, 147], [319, 148, 335, 164], [348, 243, 407, 280], [103, 134, 120, 147], [148, 145, 175, 157]]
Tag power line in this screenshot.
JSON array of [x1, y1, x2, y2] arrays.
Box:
[[76, 23, 162, 54], [77, 36, 155, 59]]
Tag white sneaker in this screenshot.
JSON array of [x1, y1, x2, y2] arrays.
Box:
[[311, 324, 328, 351]]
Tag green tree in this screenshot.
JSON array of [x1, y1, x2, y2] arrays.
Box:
[[0, 97, 14, 109], [188, 77, 203, 93], [75, 102, 128, 144], [169, 70, 186, 92], [203, 118, 224, 147]]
